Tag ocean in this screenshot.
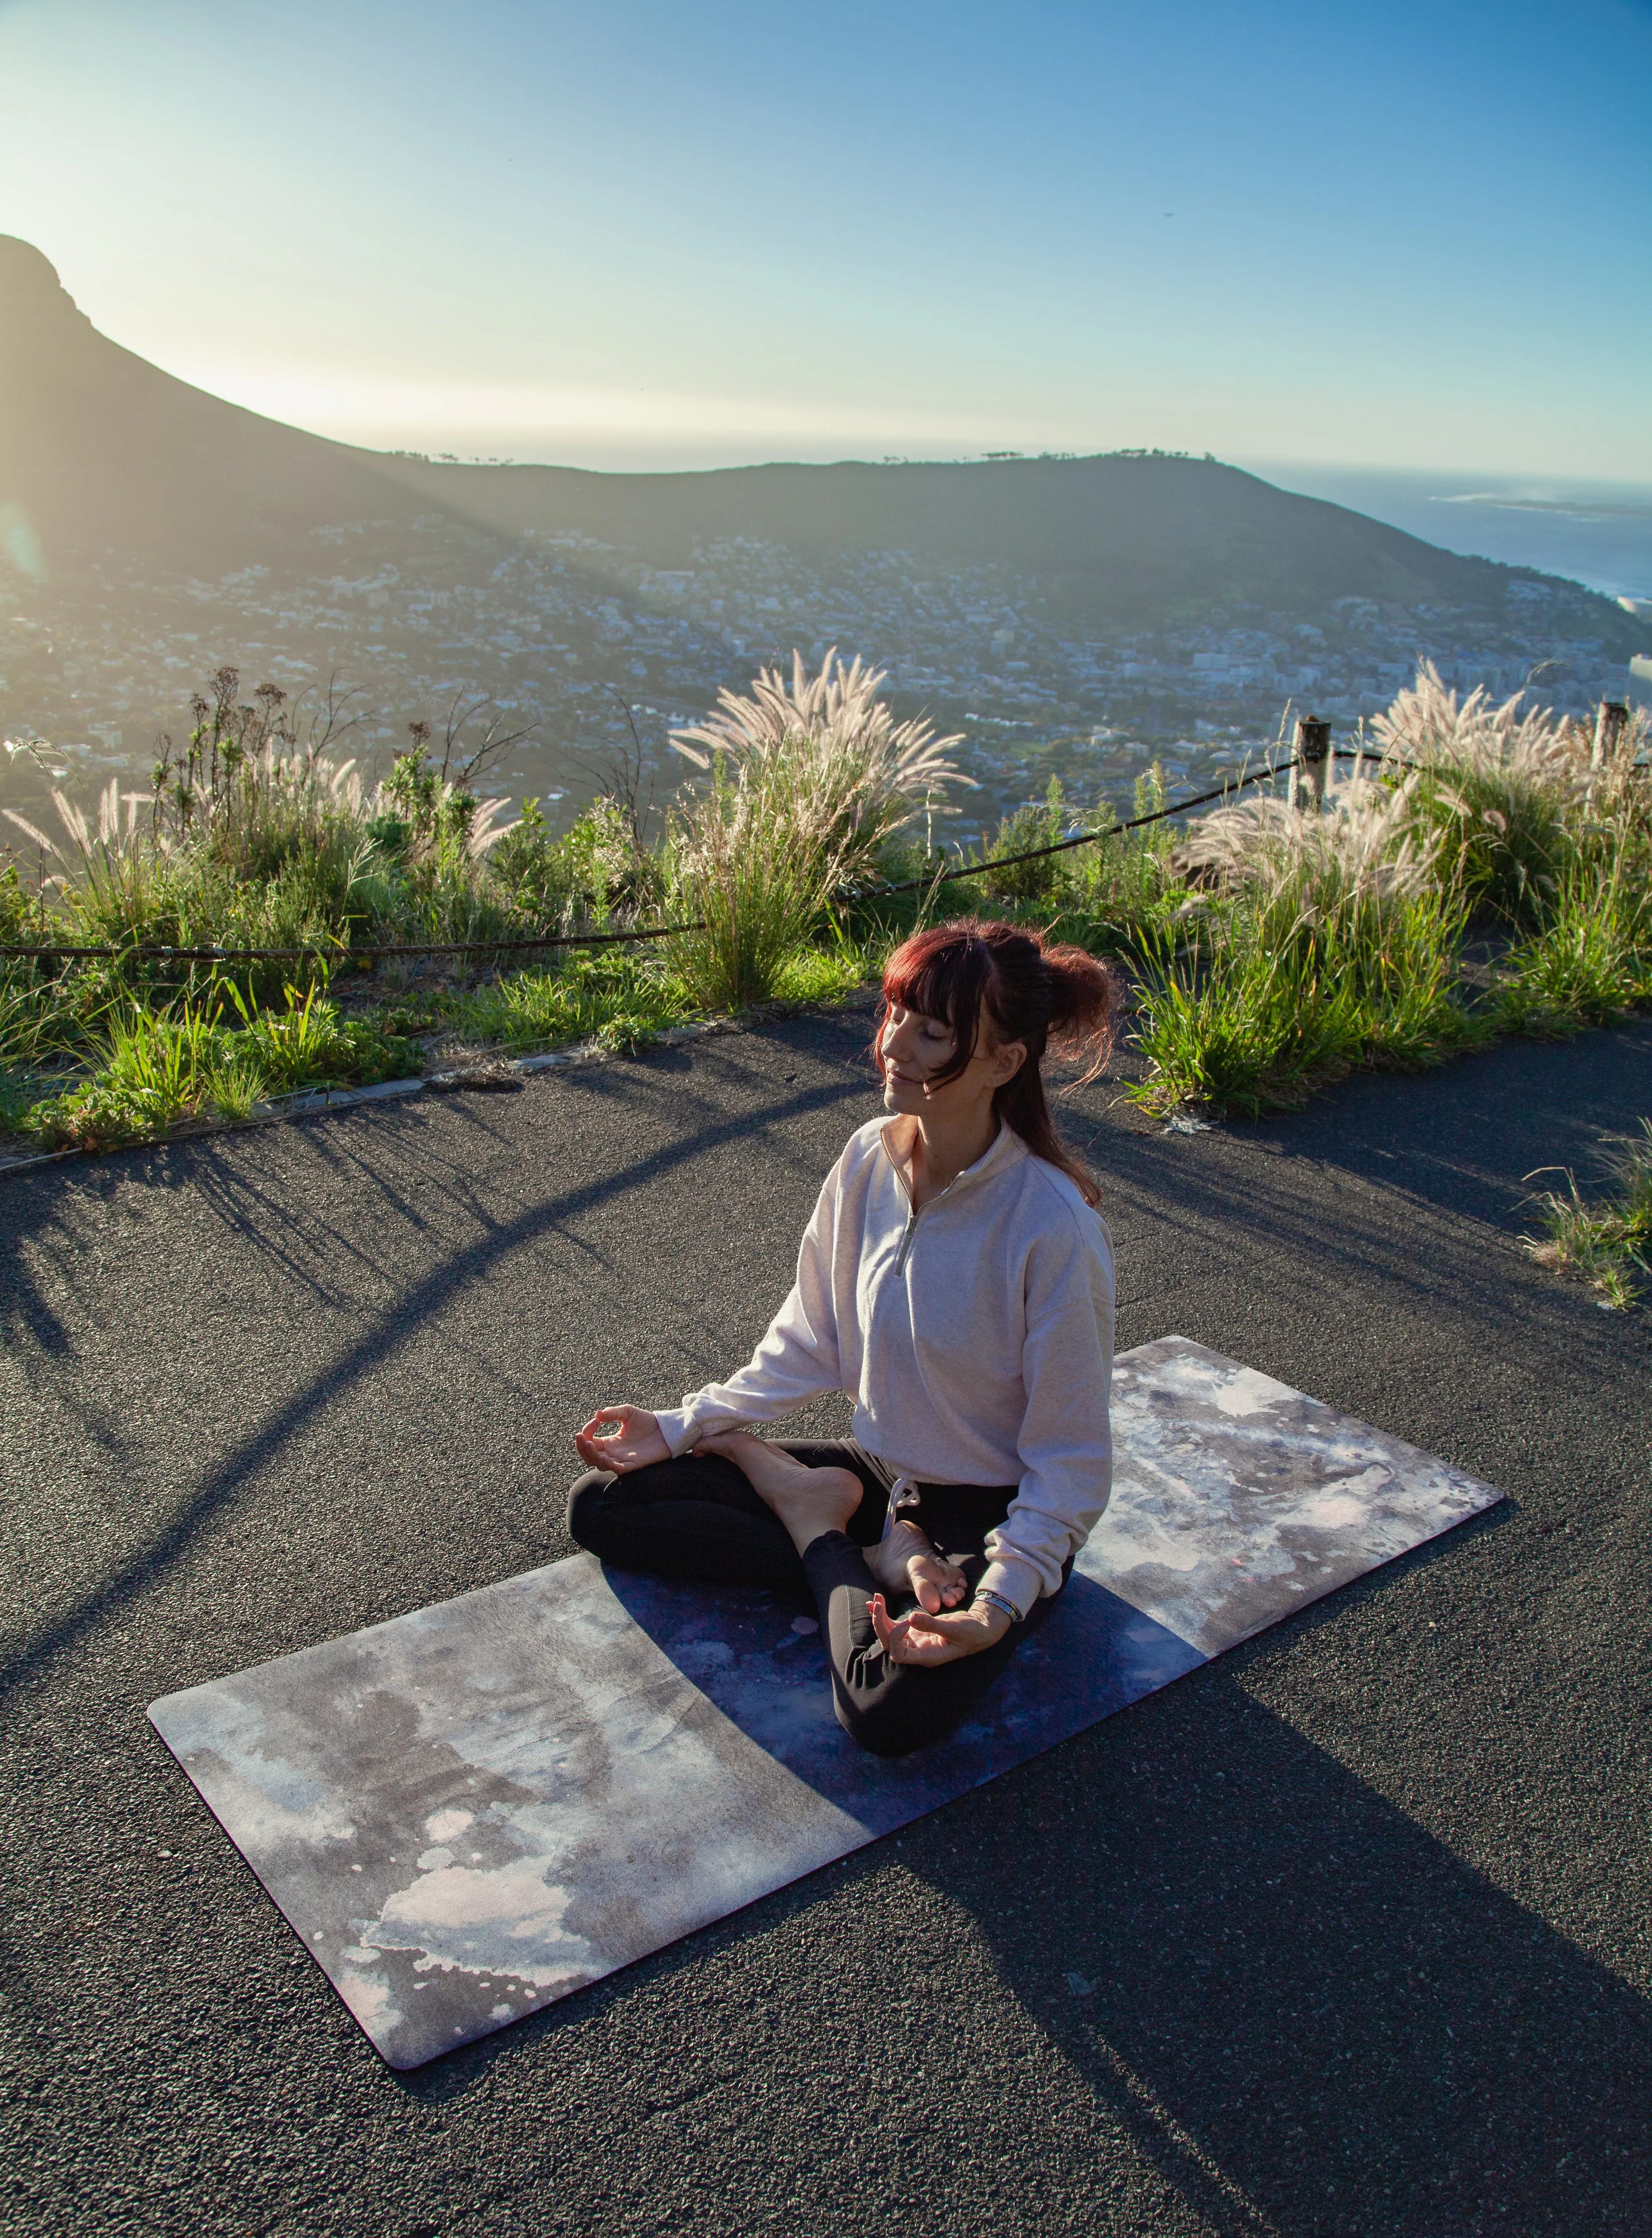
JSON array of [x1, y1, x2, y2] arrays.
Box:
[[1239, 462, 1652, 609]]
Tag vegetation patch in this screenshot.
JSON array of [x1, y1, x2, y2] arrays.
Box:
[[17, 981, 425, 1153], [0, 652, 1647, 1158], [1523, 1121, 1652, 1310], [434, 951, 688, 1059]]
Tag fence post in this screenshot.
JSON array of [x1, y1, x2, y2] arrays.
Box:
[[1591, 699, 1629, 771], [1295, 716, 1332, 811]]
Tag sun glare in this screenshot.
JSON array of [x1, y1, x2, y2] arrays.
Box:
[[153, 359, 996, 462]]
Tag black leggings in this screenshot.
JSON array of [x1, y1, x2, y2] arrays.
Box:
[[566, 1440, 1061, 1758]]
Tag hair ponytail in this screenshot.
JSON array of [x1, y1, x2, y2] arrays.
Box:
[[876, 918, 1122, 1206]]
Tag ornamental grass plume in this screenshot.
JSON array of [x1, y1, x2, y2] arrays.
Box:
[[670, 648, 975, 886], [1370, 660, 1580, 788], [665, 737, 853, 1013], [1369, 661, 1583, 924], [3, 774, 171, 939], [1172, 771, 1439, 919]]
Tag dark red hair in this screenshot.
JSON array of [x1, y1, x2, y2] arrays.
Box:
[[876, 917, 1122, 1206]]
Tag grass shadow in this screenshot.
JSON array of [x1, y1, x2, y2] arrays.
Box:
[[0, 1056, 873, 1704]]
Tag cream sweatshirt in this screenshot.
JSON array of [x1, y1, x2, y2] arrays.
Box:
[[652, 1115, 1115, 1619]]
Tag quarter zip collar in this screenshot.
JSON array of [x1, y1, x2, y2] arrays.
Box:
[[880, 1118, 1026, 1274]]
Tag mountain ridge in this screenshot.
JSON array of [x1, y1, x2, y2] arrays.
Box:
[[2, 233, 1637, 651]]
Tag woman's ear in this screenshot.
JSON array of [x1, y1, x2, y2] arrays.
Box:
[[990, 1038, 1028, 1088]]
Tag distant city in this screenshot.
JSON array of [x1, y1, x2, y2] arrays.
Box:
[[4, 522, 1645, 850]]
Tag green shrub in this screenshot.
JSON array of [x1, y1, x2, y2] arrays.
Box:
[[487, 796, 573, 921], [1130, 875, 1487, 1117], [1495, 835, 1652, 1038], [0, 1069, 37, 1135], [26, 979, 423, 1153], [0, 857, 47, 945], [915, 767, 1184, 957], [978, 778, 1077, 905], [488, 795, 665, 931], [1128, 910, 1369, 1116], [219, 979, 421, 1090], [770, 940, 874, 1006], [203, 1053, 271, 1124], [439, 951, 685, 1054], [1356, 888, 1492, 1071], [32, 1005, 222, 1148], [1054, 770, 1187, 955]]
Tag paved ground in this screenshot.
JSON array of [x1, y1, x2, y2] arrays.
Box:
[[2, 1001, 1650, 2238]]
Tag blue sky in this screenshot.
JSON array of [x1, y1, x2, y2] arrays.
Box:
[[1, 0, 1648, 474]]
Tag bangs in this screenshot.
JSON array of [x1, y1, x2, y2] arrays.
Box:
[[878, 923, 994, 1078]]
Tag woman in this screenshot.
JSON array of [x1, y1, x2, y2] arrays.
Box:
[[568, 917, 1120, 1758]]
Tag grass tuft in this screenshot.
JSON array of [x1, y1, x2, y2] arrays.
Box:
[[1523, 1120, 1652, 1309]]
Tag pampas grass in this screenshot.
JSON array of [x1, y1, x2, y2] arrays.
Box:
[[671, 648, 975, 888], [1369, 661, 1583, 924], [1173, 769, 1440, 915]]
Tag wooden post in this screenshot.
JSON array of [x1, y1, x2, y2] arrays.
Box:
[[1592, 699, 1629, 772], [1295, 716, 1332, 811]]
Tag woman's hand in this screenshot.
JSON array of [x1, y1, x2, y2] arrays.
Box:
[[870, 1591, 1013, 1667], [574, 1405, 669, 1475]]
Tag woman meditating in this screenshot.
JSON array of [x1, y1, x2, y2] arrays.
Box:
[[567, 917, 1119, 1758]]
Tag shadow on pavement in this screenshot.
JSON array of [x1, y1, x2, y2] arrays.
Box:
[[947, 1667, 1651, 2235], [383, 1505, 1649, 2230], [0, 1064, 870, 1704], [1139, 1016, 1652, 1238]]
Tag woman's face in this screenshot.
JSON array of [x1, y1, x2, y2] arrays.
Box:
[[879, 999, 1025, 1117]]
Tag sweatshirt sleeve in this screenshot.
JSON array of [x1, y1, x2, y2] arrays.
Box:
[[978, 1206, 1115, 1618], [652, 1160, 846, 1456]]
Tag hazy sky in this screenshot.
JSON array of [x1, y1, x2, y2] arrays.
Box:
[[2, 0, 1648, 476]]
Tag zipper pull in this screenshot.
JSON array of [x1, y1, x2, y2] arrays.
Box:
[[895, 1205, 919, 1276]]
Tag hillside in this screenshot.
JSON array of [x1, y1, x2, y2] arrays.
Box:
[[0, 238, 436, 578], [2, 233, 1636, 648], [372, 451, 1574, 633]]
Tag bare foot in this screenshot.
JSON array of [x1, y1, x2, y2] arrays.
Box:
[[869, 1518, 968, 1615], [694, 1430, 862, 1558]]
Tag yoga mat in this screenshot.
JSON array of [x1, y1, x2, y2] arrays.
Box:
[[149, 1337, 1502, 2069]]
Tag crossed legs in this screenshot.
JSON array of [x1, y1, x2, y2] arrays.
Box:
[[566, 1435, 1047, 1756]]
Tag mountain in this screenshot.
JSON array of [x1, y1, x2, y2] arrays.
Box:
[[2, 233, 1636, 648], [371, 452, 1573, 633], [0, 237, 435, 578]]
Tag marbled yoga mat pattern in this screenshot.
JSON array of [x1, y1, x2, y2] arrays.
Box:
[[149, 1338, 1503, 2069]]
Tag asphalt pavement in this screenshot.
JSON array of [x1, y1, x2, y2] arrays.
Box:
[[3, 999, 1650, 2238]]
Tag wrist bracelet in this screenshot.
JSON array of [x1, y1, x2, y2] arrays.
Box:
[[973, 1587, 1020, 1626]]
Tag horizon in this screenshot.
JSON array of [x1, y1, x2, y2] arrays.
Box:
[[1, 0, 1648, 483]]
